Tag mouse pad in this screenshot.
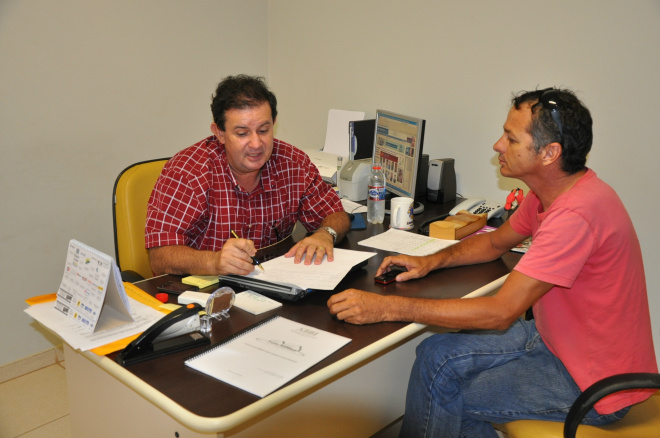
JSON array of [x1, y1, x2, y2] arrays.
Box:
[[350, 213, 366, 230]]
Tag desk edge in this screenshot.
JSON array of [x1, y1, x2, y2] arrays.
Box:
[[81, 274, 508, 433]]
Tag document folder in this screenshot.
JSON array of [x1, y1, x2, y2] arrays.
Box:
[[218, 259, 369, 302], [218, 275, 310, 301]]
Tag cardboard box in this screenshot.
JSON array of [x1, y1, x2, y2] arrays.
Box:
[[429, 211, 487, 240]]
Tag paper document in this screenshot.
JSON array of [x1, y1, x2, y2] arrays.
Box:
[[306, 149, 343, 183], [245, 248, 375, 290], [234, 291, 283, 315], [511, 237, 531, 253], [25, 296, 165, 351], [305, 109, 365, 183], [323, 109, 365, 156], [185, 315, 351, 397], [359, 228, 458, 256], [56, 240, 133, 332], [341, 198, 368, 214]]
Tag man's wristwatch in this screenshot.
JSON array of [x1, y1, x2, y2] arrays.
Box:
[[319, 226, 337, 244]]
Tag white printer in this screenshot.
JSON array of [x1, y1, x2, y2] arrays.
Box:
[[338, 158, 372, 201]]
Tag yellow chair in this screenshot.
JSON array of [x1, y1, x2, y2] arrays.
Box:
[[112, 158, 169, 281], [495, 372, 660, 438]]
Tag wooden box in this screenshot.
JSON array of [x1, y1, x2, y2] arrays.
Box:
[[429, 211, 487, 240]]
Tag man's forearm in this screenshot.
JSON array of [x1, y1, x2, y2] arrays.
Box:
[[318, 211, 351, 243], [382, 294, 515, 331], [383, 269, 551, 330], [148, 245, 218, 276], [429, 231, 507, 271]]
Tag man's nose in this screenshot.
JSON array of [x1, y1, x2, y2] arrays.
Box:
[[493, 136, 505, 153], [248, 131, 261, 147]]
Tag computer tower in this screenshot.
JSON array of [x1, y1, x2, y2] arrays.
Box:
[[427, 158, 456, 203]]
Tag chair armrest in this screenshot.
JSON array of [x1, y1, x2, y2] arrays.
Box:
[[564, 372, 660, 438]]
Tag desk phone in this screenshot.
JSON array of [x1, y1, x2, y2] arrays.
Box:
[[449, 198, 505, 219]]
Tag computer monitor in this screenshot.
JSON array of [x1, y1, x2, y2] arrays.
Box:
[[372, 109, 426, 213]]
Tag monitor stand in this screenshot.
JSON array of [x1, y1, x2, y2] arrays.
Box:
[[384, 195, 425, 215]]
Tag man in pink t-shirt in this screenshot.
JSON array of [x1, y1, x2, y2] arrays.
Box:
[[510, 169, 655, 413], [327, 88, 657, 437]]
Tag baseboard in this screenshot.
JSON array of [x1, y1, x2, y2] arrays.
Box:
[[0, 344, 64, 384], [370, 416, 402, 438]]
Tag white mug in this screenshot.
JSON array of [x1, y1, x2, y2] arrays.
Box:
[[390, 197, 414, 230]]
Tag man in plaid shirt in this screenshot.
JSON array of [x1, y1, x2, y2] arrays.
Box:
[[146, 75, 349, 276]]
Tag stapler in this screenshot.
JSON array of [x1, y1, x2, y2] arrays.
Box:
[[116, 303, 210, 366]]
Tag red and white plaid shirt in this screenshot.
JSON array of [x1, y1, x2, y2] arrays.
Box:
[[145, 136, 342, 251]]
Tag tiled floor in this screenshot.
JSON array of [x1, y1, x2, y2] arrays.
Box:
[[0, 348, 71, 438]]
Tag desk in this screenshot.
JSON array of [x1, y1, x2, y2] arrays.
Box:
[[64, 200, 520, 437]]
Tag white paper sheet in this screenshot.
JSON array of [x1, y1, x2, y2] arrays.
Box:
[[234, 291, 283, 315], [305, 149, 344, 182], [25, 297, 165, 351], [341, 198, 368, 214], [358, 228, 458, 256], [55, 240, 133, 332], [323, 109, 365, 156], [185, 315, 351, 397], [245, 248, 375, 290]]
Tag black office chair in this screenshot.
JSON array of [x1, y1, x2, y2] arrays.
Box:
[[494, 372, 660, 438]]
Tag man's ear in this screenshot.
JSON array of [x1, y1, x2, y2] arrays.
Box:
[[541, 142, 562, 166], [210, 122, 225, 144]]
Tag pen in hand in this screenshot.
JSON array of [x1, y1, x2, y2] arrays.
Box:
[[230, 230, 265, 271]]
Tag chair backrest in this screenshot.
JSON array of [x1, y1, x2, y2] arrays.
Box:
[[112, 158, 169, 279]]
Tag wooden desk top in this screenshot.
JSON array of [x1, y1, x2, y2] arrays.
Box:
[[108, 199, 520, 420]]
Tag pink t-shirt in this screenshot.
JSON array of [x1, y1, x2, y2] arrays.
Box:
[[510, 169, 657, 414]]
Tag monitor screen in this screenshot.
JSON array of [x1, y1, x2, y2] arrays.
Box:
[[372, 109, 426, 199]]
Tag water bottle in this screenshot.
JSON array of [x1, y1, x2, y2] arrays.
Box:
[[367, 162, 386, 224]]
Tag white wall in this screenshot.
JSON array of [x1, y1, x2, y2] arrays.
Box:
[[0, 0, 269, 365], [268, 0, 660, 363], [3, 0, 659, 367]]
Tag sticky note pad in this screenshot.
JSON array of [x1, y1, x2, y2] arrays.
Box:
[[182, 275, 219, 289], [178, 291, 211, 307], [234, 291, 282, 315]]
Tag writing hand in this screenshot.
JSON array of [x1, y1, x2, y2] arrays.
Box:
[[216, 238, 257, 275]]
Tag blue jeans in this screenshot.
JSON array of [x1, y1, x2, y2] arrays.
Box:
[[399, 319, 629, 438]]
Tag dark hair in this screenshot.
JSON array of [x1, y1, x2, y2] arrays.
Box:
[[210, 75, 278, 130], [512, 88, 592, 174]]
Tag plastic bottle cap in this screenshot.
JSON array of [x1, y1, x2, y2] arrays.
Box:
[[155, 293, 168, 303]]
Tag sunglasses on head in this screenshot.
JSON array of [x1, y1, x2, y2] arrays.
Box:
[[537, 88, 564, 145]]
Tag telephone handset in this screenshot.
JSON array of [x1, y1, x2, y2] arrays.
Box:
[[449, 198, 505, 220], [116, 302, 209, 366]]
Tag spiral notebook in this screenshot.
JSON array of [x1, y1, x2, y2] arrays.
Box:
[[185, 315, 351, 397]]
